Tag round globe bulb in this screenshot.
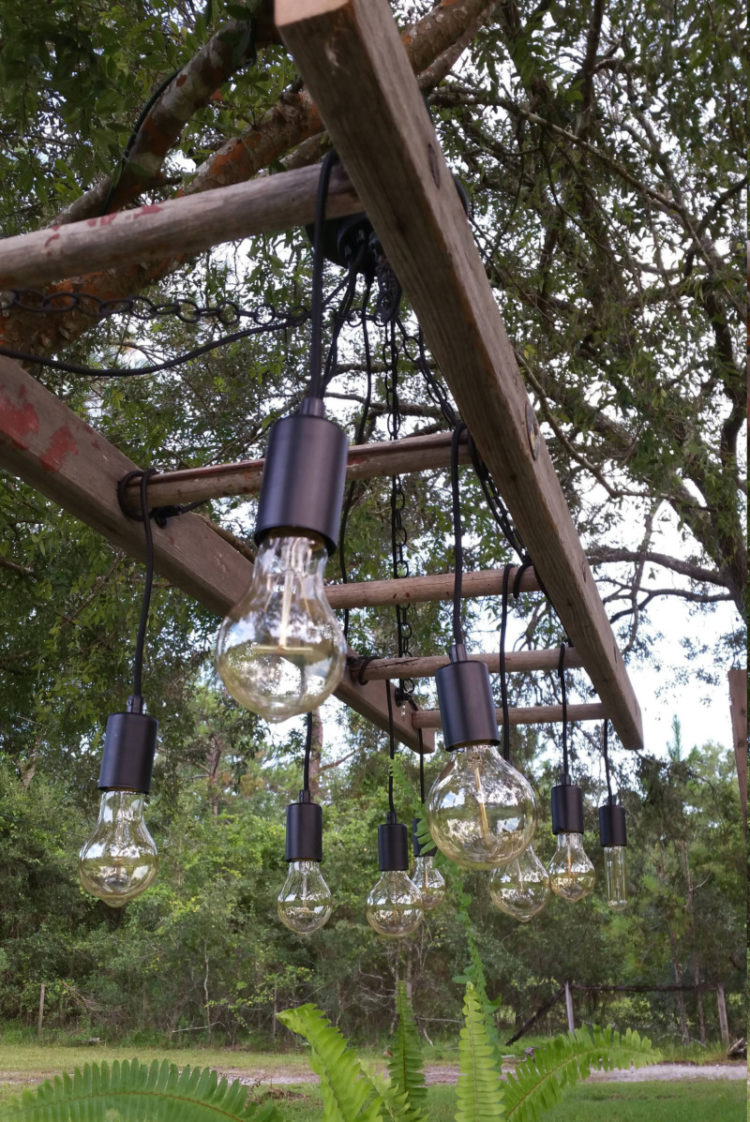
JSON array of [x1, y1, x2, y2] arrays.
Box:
[[426, 744, 536, 869], [412, 854, 446, 911], [78, 790, 158, 907], [489, 844, 550, 922], [365, 870, 423, 938], [548, 831, 596, 902], [215, 532, 346, 722], [277, 859, 333, 934]]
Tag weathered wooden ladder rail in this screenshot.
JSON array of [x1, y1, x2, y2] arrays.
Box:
[[0, 0, 643, 752]]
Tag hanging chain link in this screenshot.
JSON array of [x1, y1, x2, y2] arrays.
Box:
[[385, 319, 415, 707]]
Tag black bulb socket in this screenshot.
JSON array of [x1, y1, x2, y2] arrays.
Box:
[[436, 654, 499, 750], [599, 800, 627, 848], [551, 775, 585, 835], [255, 397, 348, 556], [378, 812, 409, 871], [97, 697, 157, 793], [285, 794, 323, 863], [412, 816, 437, 858]]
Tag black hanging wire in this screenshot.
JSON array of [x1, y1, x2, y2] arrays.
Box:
[[557, 641, 569, 776], [384, 680, 397, 816], [132, 469, 157, 700], [450, 421, 467, 647], [418, 729, 426, 805], [308, 150, 339, 400], [602, 719, 614, 803], [499, 564, 512, 761], [303, 711, 313, 797]]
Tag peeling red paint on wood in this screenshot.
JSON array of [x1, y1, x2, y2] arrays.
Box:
[[134, 204, 163, 217], [40, 425, 78, 472], [0, 384, 39, 450], [44, 232, 61, 248]]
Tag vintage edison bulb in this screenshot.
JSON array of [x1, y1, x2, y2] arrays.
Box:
[[602, 846, 628, 912], [489, 845, 550, 922], [426, 744, 536, 869], [277, 860, 333, 934], [366, 871, 423, 938], [215, 532, 346, 722], [78, 790, 158, 907], [412, 854, 446, 910], [548, 832, 596, 903]]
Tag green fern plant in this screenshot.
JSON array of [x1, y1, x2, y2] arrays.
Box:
[[455, 983, 505, 1122], [386, 982, 428, 1122], [2, 1058, 283, 1121]]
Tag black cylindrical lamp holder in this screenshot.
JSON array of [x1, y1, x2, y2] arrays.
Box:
[[97, 695, 157, 793], [378, 812, 409, 871], [412, 816, 437, 858], [599, 799, 627, 848], [551, 774, 585, 835], [285, 791, 324, 862], [435, 645, 500, 750], [254, 397, 348, 556]]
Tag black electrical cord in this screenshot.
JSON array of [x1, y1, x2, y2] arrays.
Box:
[[132, 468, 157, 699], [557, 641, 569, 777], [418, 729, 426, 805], [308, 150, 339, 399], [499, 564, 512, 761], [385, 681, 397, 816], [303, 711, 313, 797], [602, 719, 614, 803], [450, 421, 467, 648]]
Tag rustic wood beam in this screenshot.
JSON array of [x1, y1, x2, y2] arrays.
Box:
[[119, 430, 471, 513], [276, 0, 643, 750], [412, 703, 606, 730], [349, 647, 583, 681], [326, 567, 540, 609], [0, 163, 361, 290], [0, 354, 432, 752]]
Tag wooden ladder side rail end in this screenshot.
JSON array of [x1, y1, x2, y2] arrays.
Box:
[[326, 566, 540, 609], [0, 355, 431, 753], [348, 647, 583, 680], [275, 0, 643, 750]]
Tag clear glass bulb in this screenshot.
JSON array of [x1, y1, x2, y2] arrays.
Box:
[[215, 532, 346, 722], [277, 859, 333, 934], [548, 832, 596, 903], [426, 745, 536, 869], [603, 846, 627, 912], [412, 854, 447, 910], [365, 870, 423, 938], [78, 790, 158, 908], [489, 844, 550, 922]]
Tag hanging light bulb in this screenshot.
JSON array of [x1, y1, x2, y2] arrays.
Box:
[[216, 398, 348, 722], [366, 814, 423, 938], [79, 697, 158, 907], [426, 647, 537, 869], [277, 792, 332, 934], [489, 844, 550, 922], [548, 777, 595, 903], [411, 818, 446, 910], [599, 798, 628, 912]]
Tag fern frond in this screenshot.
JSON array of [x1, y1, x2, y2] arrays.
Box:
[[278, 1003, 384, 1122], [455, 983, 505, 1122], [3, 1058, 282, 1121], [503, 1026, 660, 1122], [385, 981, 428, 1122]]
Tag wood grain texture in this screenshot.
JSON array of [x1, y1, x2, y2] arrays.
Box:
[[412, 702, 606, 730], [326, 566, 540, 609], [350, 647, 584, 680], [0, 163, 361, 289], [728, 668, 747, 834], [0, 354, 432, 751], [276, 0, 643, 747]]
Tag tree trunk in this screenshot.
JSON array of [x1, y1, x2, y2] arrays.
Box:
[[564, 981, 575, 1033], [308, 710, 323, 801], [716, 983, 730, 1047]]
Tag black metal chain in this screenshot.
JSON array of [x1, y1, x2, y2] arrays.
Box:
[[385, 319, 415, 705], [395, 315, 457, 429]]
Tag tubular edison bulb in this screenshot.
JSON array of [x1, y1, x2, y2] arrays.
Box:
[[277, 860, 333, 934], [489, 845, 550, 922], [366, 871, 423, 938], [78, 790, 158, 907], [216, 532, 346, 722], [548, 831, 595, 903]]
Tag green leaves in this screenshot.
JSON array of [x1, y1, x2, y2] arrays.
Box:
[[387, 982, 428, 1122], [503, 1026, 659, 1122], [455, 984, 505, 1122], [3, 1059, 282, 1121]]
